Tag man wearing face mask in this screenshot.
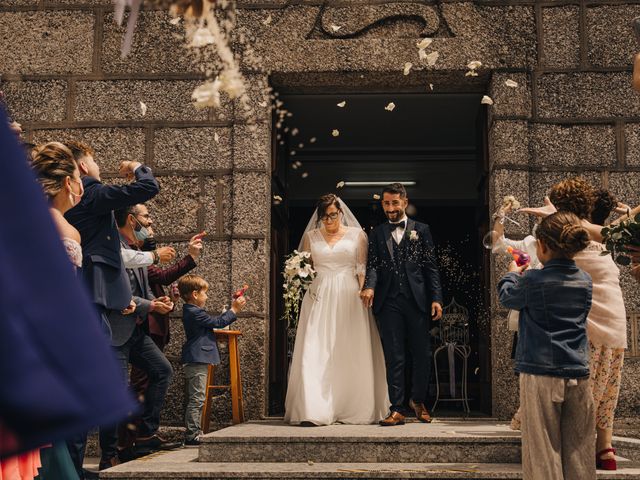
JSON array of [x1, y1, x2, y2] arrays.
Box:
[[118, 204, 203, 457], [110, 205, 182, 459]]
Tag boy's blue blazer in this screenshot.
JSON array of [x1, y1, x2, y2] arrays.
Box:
[[181, 303, 237, 364]]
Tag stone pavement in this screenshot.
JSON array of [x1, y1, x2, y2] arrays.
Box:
[[101, 419, 640, 479]]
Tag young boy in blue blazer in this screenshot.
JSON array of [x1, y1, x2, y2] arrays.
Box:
[[177, 274, 247, 445]]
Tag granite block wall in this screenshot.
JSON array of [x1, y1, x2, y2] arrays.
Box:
[[2, 0, 639, 428]]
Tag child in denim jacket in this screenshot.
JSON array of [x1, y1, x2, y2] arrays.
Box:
[[498, 212, 595, 480]]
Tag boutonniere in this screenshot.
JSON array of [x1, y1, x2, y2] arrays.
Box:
[[407, 230, 419, 241]]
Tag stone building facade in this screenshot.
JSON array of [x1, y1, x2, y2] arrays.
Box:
[[2, 0, 639, 428]]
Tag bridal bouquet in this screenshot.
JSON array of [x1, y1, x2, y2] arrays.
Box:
[[282, 251, 316, 329], [601, 213, 640, 265]]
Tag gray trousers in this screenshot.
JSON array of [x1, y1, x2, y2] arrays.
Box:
[[520, 373, 596, 480], [184, 363, 210, 441]]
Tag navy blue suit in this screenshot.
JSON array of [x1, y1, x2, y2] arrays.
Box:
[[0, 108, 136, 459], [364, 219, 443, 412], [65, 167, 159, 316], [181, 304, 237, 365]]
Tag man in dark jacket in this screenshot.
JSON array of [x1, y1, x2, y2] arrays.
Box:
[[64, 141, 160, 473]]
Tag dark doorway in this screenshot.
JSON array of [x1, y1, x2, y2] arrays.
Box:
[[269, 92, 490, 416]]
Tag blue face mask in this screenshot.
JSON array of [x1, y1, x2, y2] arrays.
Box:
[[133, 217, 150, 242]]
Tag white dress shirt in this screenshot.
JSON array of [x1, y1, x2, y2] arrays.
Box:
[[390, 215, 408, 245]]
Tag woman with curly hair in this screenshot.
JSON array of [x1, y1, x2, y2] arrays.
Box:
[[522, 177, 627, 471]]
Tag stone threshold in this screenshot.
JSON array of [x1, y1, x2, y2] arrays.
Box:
[[99, 449, 640, 479]]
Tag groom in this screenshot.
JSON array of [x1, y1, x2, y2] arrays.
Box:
[[361, 183, 443, 426]]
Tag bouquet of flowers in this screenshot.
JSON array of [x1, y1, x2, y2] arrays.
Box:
[[601, 213, 640, 265], [281, 250, 316, 329]]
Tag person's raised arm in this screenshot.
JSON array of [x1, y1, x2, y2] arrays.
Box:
[[85, 162, 159, 215]]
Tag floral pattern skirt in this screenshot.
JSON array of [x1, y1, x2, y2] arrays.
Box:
[[589, 341, 625, 430]]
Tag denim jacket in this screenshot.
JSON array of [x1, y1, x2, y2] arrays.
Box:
[[497, 258, 592, 378]]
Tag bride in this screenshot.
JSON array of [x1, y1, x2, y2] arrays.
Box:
[[284, 194, 389, 425]]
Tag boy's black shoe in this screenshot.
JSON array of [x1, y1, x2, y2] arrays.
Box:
[[184, 438, 201, 446]]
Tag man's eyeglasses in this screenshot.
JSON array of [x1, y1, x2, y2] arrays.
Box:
[[320, 212, 340, 221]]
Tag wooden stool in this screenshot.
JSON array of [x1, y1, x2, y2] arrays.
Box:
[[201, 330, 245, 434]]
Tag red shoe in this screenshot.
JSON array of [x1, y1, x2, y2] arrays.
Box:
[[596, 448, 617, 470]]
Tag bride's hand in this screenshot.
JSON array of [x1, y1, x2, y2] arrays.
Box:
[[360, 288, 374, 308]]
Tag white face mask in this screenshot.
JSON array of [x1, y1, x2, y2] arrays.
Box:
[[68, 178, 84, 207]]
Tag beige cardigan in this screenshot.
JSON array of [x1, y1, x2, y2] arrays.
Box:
[[573, 242, 627, 349]]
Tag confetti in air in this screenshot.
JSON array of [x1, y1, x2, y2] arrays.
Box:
[[505, 79, 519, 88], [263, 14, 272, 26], [332, 129, 340, 137], [214, 132, 219, 143], [310, 137, 317, 143], [403, 62, 413, 75], [301, 172, 309, 178], [385, 102, 396, 112], [330, 25, 342, 32], [337, 101, 346, 108], [169, 17, 180, 25], [139, 101, 147, 116], [373, 194, 381, 200], [416, 37, 433, 50], [336, 181, 345, 189], [425, 51, 439, 67], [481, 95, 494, 105]]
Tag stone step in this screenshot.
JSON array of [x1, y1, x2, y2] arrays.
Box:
[[100, 449, 640, 479], [199, 420, 523, 464]]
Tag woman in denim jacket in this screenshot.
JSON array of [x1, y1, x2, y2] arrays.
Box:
[[498, 212, 595, 480]]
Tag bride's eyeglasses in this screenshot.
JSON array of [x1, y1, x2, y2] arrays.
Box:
[[320, 212, 340, 222]]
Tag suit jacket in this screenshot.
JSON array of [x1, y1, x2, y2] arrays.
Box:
[[65, 167, 159, 311], [0, 108, 136, 457], [364, 219, 443, 315], [181, 304, 237, 365], [107, 236, 154, 347], [147, 254, 197, 339]]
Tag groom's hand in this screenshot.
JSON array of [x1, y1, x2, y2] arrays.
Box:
[[360, 288, 374, 308], [431, 302, 442, 321]]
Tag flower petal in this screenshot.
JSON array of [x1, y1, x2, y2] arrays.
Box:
[[403, 62, 413, 76], [416, 37, 433, 50], [426, 51, 439, 67], [332, 129, 340, 137], [139, 101, 147, 116], [337, 101, 346, 108], [336, 181, 345, 188], [481, 95, 494, 105], [505, 79, 519, 88], [385, 102, 396, 112]]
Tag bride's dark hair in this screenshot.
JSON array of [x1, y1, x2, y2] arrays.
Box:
[[316, 193, 342, 220]]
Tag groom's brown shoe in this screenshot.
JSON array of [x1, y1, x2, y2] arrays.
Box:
[[409, 399, 433, 423], [379, 411, 405, 426]]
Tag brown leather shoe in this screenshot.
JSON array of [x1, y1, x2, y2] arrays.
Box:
[[409, 399, 433, 423], [379, 411, 405, 426]]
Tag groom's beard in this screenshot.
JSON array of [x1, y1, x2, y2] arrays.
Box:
[[385, 209, 405, 222]]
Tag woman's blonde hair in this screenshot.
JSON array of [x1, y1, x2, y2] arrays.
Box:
[[30, 142, 77, 199], [536, 212, 590, 259]]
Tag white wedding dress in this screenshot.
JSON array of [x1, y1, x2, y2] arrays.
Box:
[[284, 226, 390, 425]]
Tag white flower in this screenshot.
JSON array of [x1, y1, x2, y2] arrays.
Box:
[[139, 101, 147, 116], [337, 101, 346, 108], [385, 102, 396, 112], [332, 129, 340, 137], [425, 51, 439, 67], [505, 79, 519, 88], [481, 95, 494, 105], [467, 60, 482, 70], [409, 230, 419, 241], [298, 270, 309, 278], [403, 62, 413, 75], [416, 37, 433, 50], [190, 27, 216, 47], [192, 78, 222, 109]]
